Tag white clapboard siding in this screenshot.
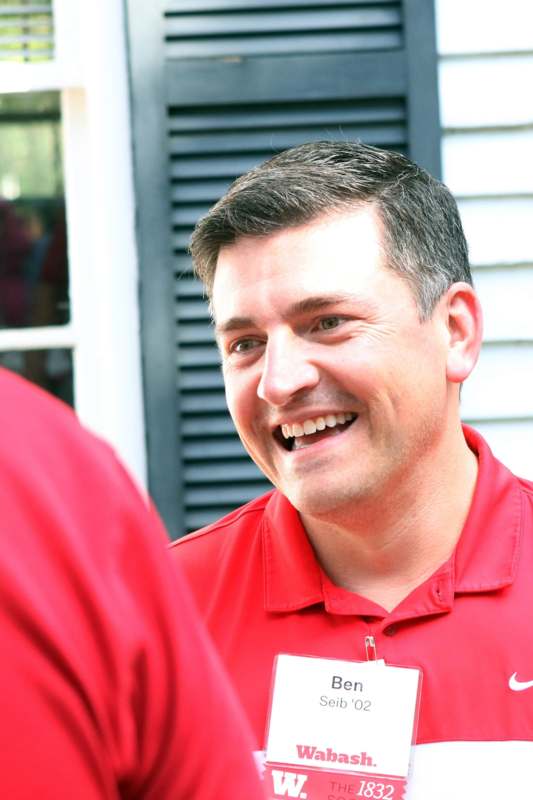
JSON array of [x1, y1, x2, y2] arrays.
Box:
[[437, 0, 533, 475], [473, 265, 533, 342], [458, 198, 533, 267], [439, 55, 533, 128], [461, 343, 533, 420], [436, 0, 533, 55], [443, 130, 533, 196]]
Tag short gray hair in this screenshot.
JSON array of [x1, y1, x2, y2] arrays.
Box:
[[190, 141, 471, 319]]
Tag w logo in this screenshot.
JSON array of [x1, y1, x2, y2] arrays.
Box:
[[271, 769, 309, 798]]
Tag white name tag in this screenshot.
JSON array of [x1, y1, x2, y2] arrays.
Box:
[[264, 654, 421, 800]]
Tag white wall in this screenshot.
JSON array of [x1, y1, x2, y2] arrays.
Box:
[[437, 0, 533, 477]]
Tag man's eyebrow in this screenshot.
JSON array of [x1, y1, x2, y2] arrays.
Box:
[[288, 293, 355, 316], [215, 316, 256, 335], [215, 294, 356, 335]]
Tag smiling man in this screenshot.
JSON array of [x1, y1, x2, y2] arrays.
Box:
[[170, 141, 533, 798]]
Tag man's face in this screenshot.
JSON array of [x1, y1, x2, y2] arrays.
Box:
[[212, 208, 453, 518]]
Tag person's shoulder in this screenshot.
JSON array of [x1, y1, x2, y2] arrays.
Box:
[[170, 489, 275, 557], [0, 368, 152, 535], [0, 366, 74, 426], [0, 367, 107, 465], [469, 425, 533, 505], [505, 464, 533, 536], [517, 474, 533, 499], [169, 491, 275, 609]]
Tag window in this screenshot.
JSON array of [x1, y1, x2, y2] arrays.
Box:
[[0, 1, 54, 63], [0, 89, 72, 402], [0, 1, 147, 487]]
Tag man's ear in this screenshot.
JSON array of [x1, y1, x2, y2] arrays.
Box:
[[443, 282, 483, 384]]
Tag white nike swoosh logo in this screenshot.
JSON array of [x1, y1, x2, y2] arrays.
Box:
[[509, 672, 533, 691]]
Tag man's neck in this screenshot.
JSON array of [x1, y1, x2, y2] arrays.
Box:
[[300, 429, 479, 613]]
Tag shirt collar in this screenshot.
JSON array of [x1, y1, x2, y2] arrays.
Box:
[[262, 425, 522, 614], [262, 491, 324, 612], [452, 424, 521, 593]]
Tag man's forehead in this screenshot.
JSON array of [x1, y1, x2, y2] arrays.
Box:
[[215, 205, 381, 264], [210, 207, 388, 324], [216, 206, 380, 264]]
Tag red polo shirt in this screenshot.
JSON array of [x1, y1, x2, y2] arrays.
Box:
[[171, 426, 533, 798]]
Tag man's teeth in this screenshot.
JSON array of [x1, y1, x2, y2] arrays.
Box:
[[281, 413, 354, 440]]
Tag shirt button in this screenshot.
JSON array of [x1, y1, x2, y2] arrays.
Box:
[[384, 624, 398, 636], [432, 584, 444, 604]]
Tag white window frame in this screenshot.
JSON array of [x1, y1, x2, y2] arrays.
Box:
[[0, 0, 147, 488]]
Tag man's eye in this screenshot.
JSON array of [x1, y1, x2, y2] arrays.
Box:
[[317, 316, 342, 331], [231, 338, 262, 354]]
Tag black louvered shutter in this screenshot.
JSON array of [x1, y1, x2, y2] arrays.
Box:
[[0, 2, 54, 62], [125, 0, 441, 538]]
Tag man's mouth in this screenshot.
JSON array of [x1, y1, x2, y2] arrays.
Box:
[[276, 412, 357, 451]]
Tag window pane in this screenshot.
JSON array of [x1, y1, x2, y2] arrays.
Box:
[[0, 1, 54, 63], [0, 349, 73, 406], [0, 90, 69, 328]]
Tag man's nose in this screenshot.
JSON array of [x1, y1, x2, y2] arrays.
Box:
[[257, 333, 319, 406]]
